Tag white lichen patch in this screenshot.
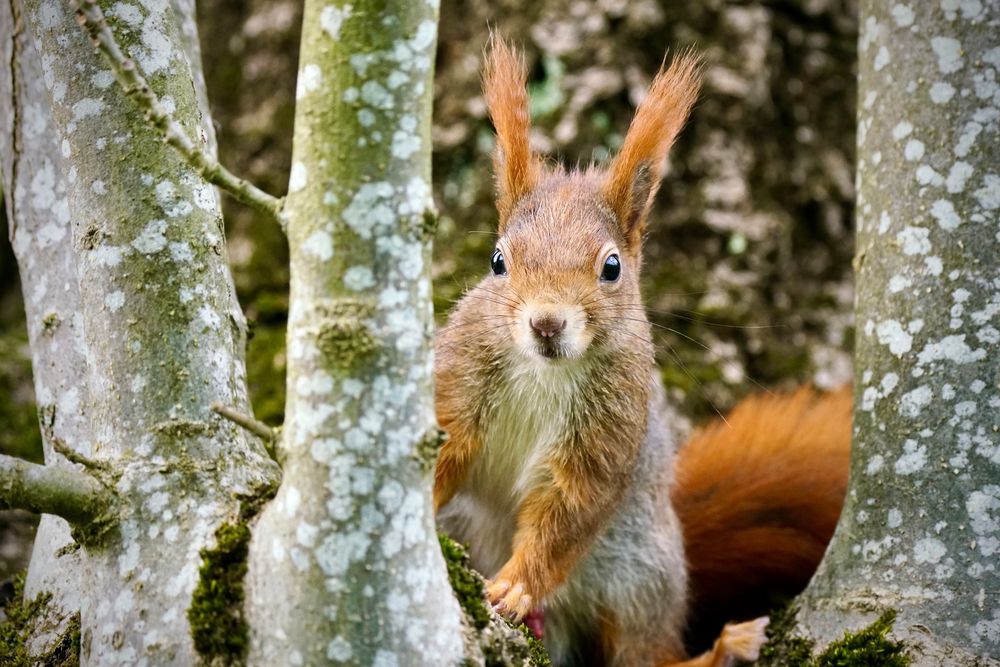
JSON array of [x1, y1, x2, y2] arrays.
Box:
[[131, 219, 168, 254], [297, 64, 323, 99], [967, 486, 1000, 557], [343, 266, 376, 291], [974, 174, 1000, 210], [946, 161, 973, 193], [342, 182, 395, 239], [897, 226, 931, 255], [931, 36, 964, 74], [930, 198, 962, 230], [289, 162, 309, 193], [155, 180, 193, 218], [914, 536, 947, 564], [929, 81, 956, 104], [105, 290, 126, 313], [892, 121, 914, 140], [875, 319, 913, 356], [320, 3, 353, 40], [891, 3, 914, 27], [916, 334, 986, 366], [303, 230, 334, 261], [904, 139, 924, 161], [899, 385, 933, 418], [894, 439, 928, 473]]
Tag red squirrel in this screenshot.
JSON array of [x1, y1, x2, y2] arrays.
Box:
[[433, 37, 850, 667]]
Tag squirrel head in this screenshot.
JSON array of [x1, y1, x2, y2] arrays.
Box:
[[478, 37, 701, 363]]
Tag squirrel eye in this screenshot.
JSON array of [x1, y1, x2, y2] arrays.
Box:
[[491, 248, 507, 276], [600, 254, 621, 282]]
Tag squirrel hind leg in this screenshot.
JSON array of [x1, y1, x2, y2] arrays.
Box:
[[660, 617, 769, 667]]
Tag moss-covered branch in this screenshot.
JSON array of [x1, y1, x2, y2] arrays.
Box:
[[0, 454, 109, 526], [68, 0, 284, 222]]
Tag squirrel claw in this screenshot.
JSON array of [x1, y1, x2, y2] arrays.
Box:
[[485, 578, 512, 603], [487, 580, 533, 623]]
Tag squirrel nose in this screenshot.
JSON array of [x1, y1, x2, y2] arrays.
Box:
[[530, 315, 566, 339]]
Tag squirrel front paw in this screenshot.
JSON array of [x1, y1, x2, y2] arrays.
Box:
[[485, 578, 534, 623]]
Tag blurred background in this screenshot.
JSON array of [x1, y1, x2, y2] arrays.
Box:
[[0, 0, 857, 575]]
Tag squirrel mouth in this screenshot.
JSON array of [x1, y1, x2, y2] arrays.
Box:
[[534, 341, 562, 360]]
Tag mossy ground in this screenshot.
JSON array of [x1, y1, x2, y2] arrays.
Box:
[[0, 573, 80, 667], [759, 605, 909, 667]]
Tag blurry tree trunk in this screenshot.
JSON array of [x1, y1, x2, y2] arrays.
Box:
[[797, 2, 999, 664], [1, 0, 279, 663]]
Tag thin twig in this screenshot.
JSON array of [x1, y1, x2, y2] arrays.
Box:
[[51, 435, 112, 473], [211, 402, 278, 460], [69, 0, 286, 225], [0, 453, 110, 526]]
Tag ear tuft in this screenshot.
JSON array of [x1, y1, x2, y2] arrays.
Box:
[[603, 50, 702, 247], [483, 34, 538, 230]]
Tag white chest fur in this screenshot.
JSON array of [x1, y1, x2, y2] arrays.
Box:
[[438, 359, 584, 576]]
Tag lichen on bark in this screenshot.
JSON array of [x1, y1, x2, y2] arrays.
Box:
[[797, 2, 1000, 663], [243, 1, 465, 664]]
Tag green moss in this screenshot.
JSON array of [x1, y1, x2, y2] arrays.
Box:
[[438, 534, 553, 665], [186, 489, 275, 666], [187, 523, 251, 665], [415, 428, 447, 472], [517, 623, 552, 667], [438, 533, 490, 630], [0, 573, 80, 667], [817, 610, 908, 667], [152, 418, 213, 439], [759, 605, 908, 667], [759, 603, 815, 666], [314, 299, 378, 372]]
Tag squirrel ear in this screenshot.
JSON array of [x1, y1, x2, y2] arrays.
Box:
[[603, 51, 701, 248], [483, 35, 538, 232]]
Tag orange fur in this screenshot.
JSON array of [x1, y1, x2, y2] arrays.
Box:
[[672, 386, 852, 651], [603, 52, 701, 247], [483, 35, 539, 229]]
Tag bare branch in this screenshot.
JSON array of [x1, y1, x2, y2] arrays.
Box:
[[0, 453, 111, 526], [211, 402, 278, 460], [68, 0, 286, 224], [51, 435, 112, 473]]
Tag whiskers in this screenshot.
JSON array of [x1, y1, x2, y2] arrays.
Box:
[[579, 288, 781, 424]]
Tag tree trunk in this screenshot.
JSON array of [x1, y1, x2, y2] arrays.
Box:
[[1, 0, 89, 647], [243, 0, 467, 664], [797, 2, 1000, 664], [1, 0, 279, 663]]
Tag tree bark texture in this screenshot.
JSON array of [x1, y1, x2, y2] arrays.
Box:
[[799, 2, 1000, 663], [244, 1, 466, 664], [2, 0, 279, 663], [1, 0, 90, 647]]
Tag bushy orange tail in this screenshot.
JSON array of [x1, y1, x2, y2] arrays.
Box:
[[671, 386, 852, 652]]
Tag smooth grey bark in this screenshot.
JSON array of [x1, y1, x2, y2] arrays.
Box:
[[798, 2, 1000, 664], [1, 0, 93, 651], [244, 0, 466, 663], [2, 0, 279, 664]]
